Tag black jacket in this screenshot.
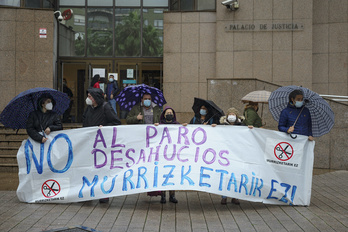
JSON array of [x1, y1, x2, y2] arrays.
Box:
[[26, 110, 62, 143], [83, 87, 121, 127]]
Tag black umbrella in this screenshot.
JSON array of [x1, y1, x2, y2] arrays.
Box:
[[192, 97, 224, 122]]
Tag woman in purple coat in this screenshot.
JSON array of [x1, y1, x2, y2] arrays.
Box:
[[155, 106, 179, 204]]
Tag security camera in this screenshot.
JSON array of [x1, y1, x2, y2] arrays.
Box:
[[221, 0, 239, 11], [54, 11, 63, 22], [221, 0, 234, 6]]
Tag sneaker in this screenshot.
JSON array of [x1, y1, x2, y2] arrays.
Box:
[[221, 198, 227, 205]]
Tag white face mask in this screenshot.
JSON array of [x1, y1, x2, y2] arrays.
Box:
[[86, 97, 93, 105], [45, 102, 53, 111], [109, 78, 114, 82], [227, 115, 237, 123]]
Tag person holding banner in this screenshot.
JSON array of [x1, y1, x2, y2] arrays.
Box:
[[218, 107, 248, 205], [83, 87, 120, 203], [153, 106, 179, 204], [26, 94, 63, 143], [189, 105, 215, 125], [278, 89, 313, 141], [83, 87, 121, 127]]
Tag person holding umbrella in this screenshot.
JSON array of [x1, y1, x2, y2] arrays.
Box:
[[26, 93, 63, 143], [278, 89, 314, 141], [126, 93, 161, 124], [188, 98, 223, 125]]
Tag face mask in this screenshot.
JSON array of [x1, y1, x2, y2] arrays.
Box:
[[45, 102, 53, 111], [165, 114, 174, 121], [109, 78, 114, 82], [200, 109, 207, 116], [228, 115, 237, 123], [86, 97, 93, 105], [143, 99, 151, 107], [295, 101, 303, 108]]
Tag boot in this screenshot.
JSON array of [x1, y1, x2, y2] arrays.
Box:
[[169, 191, 178, 203], [160, 191, 166, 204]]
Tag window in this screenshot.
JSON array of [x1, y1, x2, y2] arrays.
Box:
[[169, 0, 216, 11], [0, 0, 20, 7]]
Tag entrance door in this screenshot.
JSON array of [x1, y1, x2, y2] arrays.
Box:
[[60, 62, 86, 123]]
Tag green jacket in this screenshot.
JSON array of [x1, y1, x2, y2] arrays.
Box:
[[126, 102, 161, 124], [243, 107, 262, 127]]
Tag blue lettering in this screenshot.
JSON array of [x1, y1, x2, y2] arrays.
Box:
[[79, 175, 98, 198], [122, 169, 135, 191], [47, 134, 73, 173], [136, 167, 148, 189], [199, 166, 213, 187], [181, 165, 194, 186], [162, 165, 175, 186], [101, 175, 117, 194], [216, 169, 228, 191]]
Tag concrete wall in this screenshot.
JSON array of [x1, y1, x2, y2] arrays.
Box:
[[163, 1, 348, 170], [0, 7, 55, 111]]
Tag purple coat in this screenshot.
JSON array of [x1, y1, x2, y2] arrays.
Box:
[[160, 106, 180, 124]]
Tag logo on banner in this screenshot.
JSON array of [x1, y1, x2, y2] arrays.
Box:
[[274, 142, 294, 161], [42, 179, 61, 198]]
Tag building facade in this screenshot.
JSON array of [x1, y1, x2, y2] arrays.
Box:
[[0, 0, 347, 169]]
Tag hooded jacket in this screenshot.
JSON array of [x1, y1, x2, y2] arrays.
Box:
[[83, 87, 121, 127], [278, 103, 312, 136], [26, 94, 62, 143], [160, 106, 180, 124], [243, 106, 262, 127]]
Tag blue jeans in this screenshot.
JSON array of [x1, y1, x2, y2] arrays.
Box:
[[109, 99, 117, 115]]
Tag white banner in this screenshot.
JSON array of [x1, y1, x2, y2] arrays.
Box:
[[16, 125, 315, 205]]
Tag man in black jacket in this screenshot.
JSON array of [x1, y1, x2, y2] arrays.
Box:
[[82, 87, 120, 204], [83, 87, 121, 127]]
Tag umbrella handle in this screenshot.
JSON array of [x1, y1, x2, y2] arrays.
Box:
[[290, 133, 297, 139]]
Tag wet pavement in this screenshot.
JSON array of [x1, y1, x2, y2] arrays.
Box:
[[0, 170, 347, 231]]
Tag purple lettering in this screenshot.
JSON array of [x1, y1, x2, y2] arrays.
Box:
[[178, 126, 190, 145], [92, 149, 107, 168], [159, 127, 172, 145], [147, 146, 161, 162], [218, 150, 230, 166], [136, 149, 146, 164], [146, 126, 158, 148], [93, 129, 106, 148], [111, 127, 125, 148], [177, 146, 189, 162], [202, 148, 216, 164], [125, 149, 135, 168], [110, 150, 123, 169], [164, 144, 176, 161], [192, 127, 207, 145], [194, 147, 200, 163]]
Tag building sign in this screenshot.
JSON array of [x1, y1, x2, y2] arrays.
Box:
[[225, 22, 304, 32]]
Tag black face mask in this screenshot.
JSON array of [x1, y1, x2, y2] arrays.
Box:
[[165, 114, 174, 121]]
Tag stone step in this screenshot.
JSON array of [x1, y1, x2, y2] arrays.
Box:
[[0, 140, 23, 148], [0, 155, 17, 164], [0, 164, 18, 173], [0, 147, 18, 155]]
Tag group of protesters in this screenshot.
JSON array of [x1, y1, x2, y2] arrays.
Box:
[[26, 78, 313, 205]]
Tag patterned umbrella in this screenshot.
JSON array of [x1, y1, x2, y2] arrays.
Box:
[[268, 85, 335, 137], [115, 84, 166, 111], [0, 87, 70, 129], [241, 90, 271, 103]]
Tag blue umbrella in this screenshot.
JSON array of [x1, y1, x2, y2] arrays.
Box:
[[0, 87, 70, 129], [115, 84, 166, 111], [268, 85, 335, 137]]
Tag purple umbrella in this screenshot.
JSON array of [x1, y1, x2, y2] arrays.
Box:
[[115, 84, 166, 111], [0, 87, 70, 129]]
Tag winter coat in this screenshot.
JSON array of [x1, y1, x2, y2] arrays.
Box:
[[126, 102, 161, 124], [26, 110, 62, 143], [160, 106, 180, 124], [83, 87, 121, 127], [278, 103, 312, 136], [106, 80, 119, 100], [219, 116, 244, 126], [243, 106, 262, 127]]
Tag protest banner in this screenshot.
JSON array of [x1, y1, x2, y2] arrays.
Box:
[[16, 125, 315, 205]]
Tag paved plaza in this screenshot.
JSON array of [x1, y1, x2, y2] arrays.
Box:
[[0, 170, 347, 232]]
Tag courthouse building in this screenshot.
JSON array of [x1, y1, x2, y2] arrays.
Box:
[[0, 0, 347, 169]]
